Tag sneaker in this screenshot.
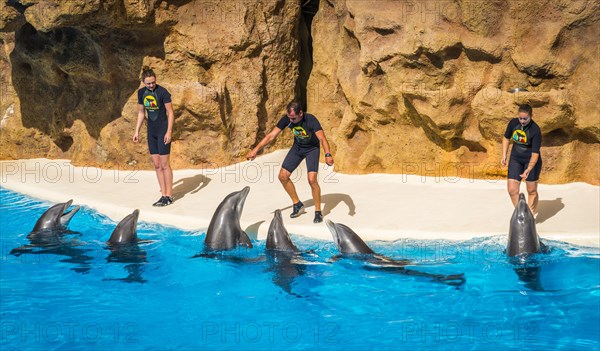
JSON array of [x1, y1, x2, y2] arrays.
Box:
[[154, 196, 174, 207], [313, 211, 323, 223], [152, 196, 166, 207], [290, 201, 304, 218]]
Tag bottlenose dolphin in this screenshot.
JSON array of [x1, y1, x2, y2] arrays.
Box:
[[105, 210, 149, 283], [10, 200, 91, 273], [265, 210, 308, 295], [325, 220, 466, 287], [507, 193, 549, 291], [107, 210, 140, 244], [267, 210, 299, 252], [507, 193, 545, 257], [31, 200, 80, 232], [204, 186, 253, 250]]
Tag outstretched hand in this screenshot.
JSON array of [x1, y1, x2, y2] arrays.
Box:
[[246, 150, 257, 161]]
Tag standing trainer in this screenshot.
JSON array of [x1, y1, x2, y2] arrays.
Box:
[[501, 103, 542, 214], [133, 66, 175, 207], [246, 101, 334, 223]]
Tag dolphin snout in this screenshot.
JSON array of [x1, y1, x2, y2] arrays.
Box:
[[131, 209, 140, 226], [236, 186, 251, 214], [60, 203, 80, 226], [325, 220, 341, 248]]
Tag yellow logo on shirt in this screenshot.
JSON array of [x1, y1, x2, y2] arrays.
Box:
[[512, 130, 527, 144], [144, 95, 158, 111], [292, 126, 310, 139]]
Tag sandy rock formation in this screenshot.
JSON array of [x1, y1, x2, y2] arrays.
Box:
[[308, 0, 599, 184], [0, 0, 599, 184], [1, 0, 299, 170]]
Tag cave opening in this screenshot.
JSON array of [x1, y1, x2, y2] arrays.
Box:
[[296, 0, 319, 111], [10, 22, 167, 151]]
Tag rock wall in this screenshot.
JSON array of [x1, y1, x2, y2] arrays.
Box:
[[0, 0, 599, 184], [308, 0, 600, 184], [0, 0, 300, 170]]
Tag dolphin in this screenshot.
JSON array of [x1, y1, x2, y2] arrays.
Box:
[[326, 221, 375, 255], [31, 200, 80, 232], [265, 210, 308, 295], [507, 193, 549, 291], [325, 220, 466, 287], [107, 210, 140, 244], [10, 200, 91, 273], [507, 193, 545, 257], [267, 209, 299, 252], [104, 210, 150, 283], [204, 186, 253, 250]]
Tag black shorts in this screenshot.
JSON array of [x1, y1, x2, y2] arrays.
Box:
[[147, 119, 171, 155], [282, 147, 320, 173], [508, 157, 542, 182]]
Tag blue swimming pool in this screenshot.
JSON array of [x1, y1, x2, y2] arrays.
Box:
[[1, 187, 599, 350]]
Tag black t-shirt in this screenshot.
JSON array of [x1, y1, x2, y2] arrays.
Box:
[[276, 113, 323, 150], [504, 118, 542, 161], [137, 85, 172, 122]]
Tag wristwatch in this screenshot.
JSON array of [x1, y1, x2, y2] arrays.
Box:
[[325, 153, 332, 157]]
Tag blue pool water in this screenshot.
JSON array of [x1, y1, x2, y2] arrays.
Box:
[[1, 187, 599, 350]]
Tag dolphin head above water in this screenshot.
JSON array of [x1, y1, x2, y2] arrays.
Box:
[[507, 193, 541, 257], [32, 200, 80, 232], [325, 220, 375, 255], [266, 209, 298, 252], [205, 186, 253, 250], [107, 209, 140, 244]]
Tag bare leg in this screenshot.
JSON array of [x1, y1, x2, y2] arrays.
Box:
[[526, 181, 539, 214], [151, 154, 165, 195], [308, 172, 321, 211], [507, 179, 520, 207], [160, 154, 173, 197], [278, 168, 300, 204]]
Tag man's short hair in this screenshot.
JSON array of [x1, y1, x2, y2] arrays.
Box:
[[286, 101, 303, 114]]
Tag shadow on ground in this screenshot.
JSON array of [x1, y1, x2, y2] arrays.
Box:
[[279, 193, 356, 217], [536, 198, 565, 224], [172, 174, 211, 201]]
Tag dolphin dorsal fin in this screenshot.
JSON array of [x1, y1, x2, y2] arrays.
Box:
[[238, 231, 253, 248]]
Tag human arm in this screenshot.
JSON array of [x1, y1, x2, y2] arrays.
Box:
[[164, 102, 174, 144], [501, 119, 517, 166], [501, 137, 510, 166], [133, 104, 145, 143], [315, 130, 334, 166], [246, 127, 282, 160]]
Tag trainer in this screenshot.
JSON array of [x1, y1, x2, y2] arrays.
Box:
[[246, 101, 334, 223], [133, 66, 175, 207], [501, 103, 542, 214]]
